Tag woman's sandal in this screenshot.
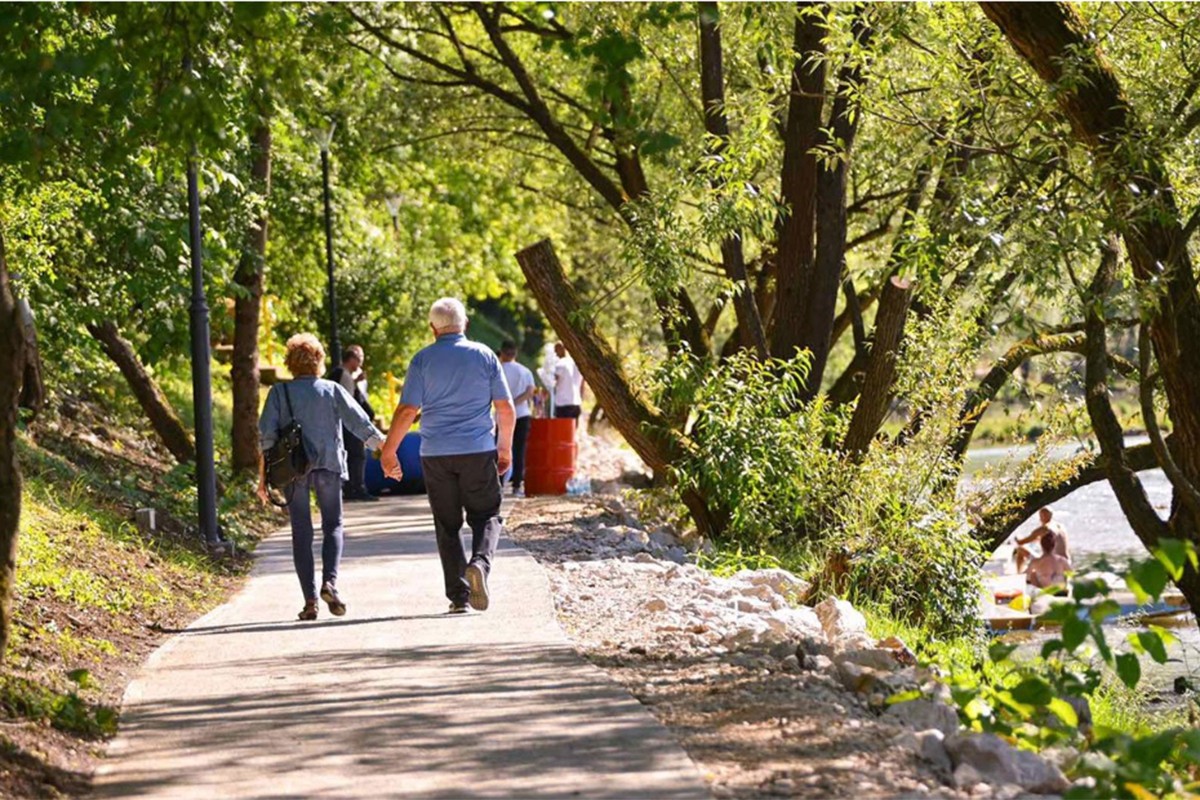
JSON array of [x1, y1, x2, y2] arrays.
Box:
[[298, 600, 318, 621], [320, 582, 347, 617]]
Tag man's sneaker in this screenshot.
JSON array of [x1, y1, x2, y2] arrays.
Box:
[[319, 582, 347, 617], [465, 563, 490, 611], [448, 601, 470, 614], [512, 487, 525, 498]]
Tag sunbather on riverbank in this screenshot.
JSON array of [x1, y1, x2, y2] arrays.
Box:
[[1026, 531, 1071, 593], [1015, 506, 1071, 574]]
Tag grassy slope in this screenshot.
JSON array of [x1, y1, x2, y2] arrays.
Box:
[[0, 371, 272, 798]]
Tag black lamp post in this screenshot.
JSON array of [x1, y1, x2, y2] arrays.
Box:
[[317, 122, 341, 366], [186, 148, 220, 548]]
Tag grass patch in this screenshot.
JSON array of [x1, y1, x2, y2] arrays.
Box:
[[0, 673, 118, 739]]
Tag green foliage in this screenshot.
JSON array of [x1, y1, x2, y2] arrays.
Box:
[[662, 348, 983, 634], [0, 673, 118, 738], [941, 541, 1200, 799]]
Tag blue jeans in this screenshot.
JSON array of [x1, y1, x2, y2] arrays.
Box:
[[287, 469, 344, 601]]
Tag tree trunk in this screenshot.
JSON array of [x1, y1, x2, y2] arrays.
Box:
[[798, 10, 873, 397], [0, 229, 24, 658], [698, 1, 769, 359], [843, 276, 912, 455], [771, 5, 827, 359], [982, 1, 1200, 614], [515, 239, 724, 537], [87, 319, 195, 464], [230, 119, 271, 474]]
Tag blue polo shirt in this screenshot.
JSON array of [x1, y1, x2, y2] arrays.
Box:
[[400, 333, 512, 457]]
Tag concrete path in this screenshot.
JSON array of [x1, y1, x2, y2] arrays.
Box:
[[95, 496, 709, 799]]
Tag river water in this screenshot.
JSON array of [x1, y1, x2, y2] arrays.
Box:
[[964, 442, 1200, 689]]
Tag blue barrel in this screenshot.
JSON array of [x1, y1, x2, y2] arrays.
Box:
[[365, 431, 425, 494]]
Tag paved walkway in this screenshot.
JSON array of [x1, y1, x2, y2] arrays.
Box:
[[95, 496, 709, 799]]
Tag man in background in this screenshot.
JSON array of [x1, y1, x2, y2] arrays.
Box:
[[329, 344, 376, 502], [551, 342, 585, 427], [499, 341, 534, 498]]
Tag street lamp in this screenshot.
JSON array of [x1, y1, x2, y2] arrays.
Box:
[[384, 193, 403, 235], [317, 121, 341, 366], [183, 54, 221, 551]]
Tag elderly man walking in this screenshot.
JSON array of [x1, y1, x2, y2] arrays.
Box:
[[382, 298, 515, 612]]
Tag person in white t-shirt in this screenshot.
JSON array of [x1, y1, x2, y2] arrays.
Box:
[[499, 341, 535, 496], [551, 342, 585, 427]]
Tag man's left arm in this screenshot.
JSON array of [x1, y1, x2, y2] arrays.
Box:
[[494, 399, 516, 473], [381, 403, 419, 480]]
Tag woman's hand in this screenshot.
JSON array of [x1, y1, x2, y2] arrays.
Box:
[[256, 480, 271, 505]]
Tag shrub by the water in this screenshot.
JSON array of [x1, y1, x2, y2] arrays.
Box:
[[660, 350, 982, 635]]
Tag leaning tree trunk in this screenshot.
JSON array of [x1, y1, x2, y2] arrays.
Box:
[[0, 229, 25, 658], [230, 119, 271, 474], [982, 0, 1200, 616], [515, 239, 725, 537], [87, 319, 195, 464]]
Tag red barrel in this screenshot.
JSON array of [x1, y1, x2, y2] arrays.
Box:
[[524, 418, 577, 495]]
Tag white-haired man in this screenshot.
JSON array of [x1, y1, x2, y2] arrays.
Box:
[[382, 298, 515, 613]]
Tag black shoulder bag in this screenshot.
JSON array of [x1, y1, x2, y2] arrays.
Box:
[[264, 383, 310, 507]]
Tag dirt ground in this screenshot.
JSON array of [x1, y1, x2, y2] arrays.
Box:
[[1, 401, 258, 799]]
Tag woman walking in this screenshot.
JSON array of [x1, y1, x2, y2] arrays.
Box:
[[258, 333, 384, 620]]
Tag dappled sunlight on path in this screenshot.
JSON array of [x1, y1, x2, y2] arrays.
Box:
[[95, 497, 708, 799]]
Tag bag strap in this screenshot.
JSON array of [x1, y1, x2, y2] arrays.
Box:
[[281, 382, 295, 423]]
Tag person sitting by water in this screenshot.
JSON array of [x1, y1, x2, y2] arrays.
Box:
[[1026, 530, 1072, 593], [1014, 506, 1071, 574]]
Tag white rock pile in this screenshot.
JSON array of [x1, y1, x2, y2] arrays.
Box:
[[539, 499, 1072, 797]]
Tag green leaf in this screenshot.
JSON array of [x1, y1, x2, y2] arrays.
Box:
[[1153, 538, 1197, 579], [1115, 652, 1141, 689], [1062, 617, 1090, 651], [1011, 677, 1054, 705], [1129, 729, 1178, 768], [1177, 729, 1200, 765], [1070, 577, 1108, 601], [886, 689, 923, 705], [989, 641, 1019, 663], [1047, 697, 1079, 727], [1088, 599, 1121, 622], [1132, 630, 1170, 664], [67, 669, 93, 689], [1126, 559, 1168, 604]]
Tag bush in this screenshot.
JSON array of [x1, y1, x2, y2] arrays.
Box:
[[941, 541, 1200, 799], [661, 350, 983, 635]]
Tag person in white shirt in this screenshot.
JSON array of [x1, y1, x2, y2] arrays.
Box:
[[499, 341, 535, 496], [551, 342, 585, 427]]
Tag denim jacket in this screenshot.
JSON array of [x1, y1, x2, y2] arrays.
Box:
[[258, 377, 384, 480]]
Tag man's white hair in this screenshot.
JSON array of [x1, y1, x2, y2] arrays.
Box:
[[429, 297, 468, 331]]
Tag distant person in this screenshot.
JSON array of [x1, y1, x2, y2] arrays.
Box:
[[329, 344, 377, 502], [499, 341, 534, 498], [1026, 530, 1072, 593], [381, 298, 515, 613], [1014, 507, 1071, 573], [551, 342, 585, 427], [258, 334, 384, 621]]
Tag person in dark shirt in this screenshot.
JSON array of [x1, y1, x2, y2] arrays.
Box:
[[328, 344, 377, 502]]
